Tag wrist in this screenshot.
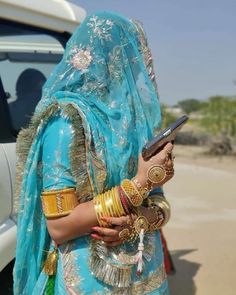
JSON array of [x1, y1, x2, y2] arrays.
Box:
[[133, 174, 146, 187], [139, 206, 157, 224], [132, 175, 152, 199]]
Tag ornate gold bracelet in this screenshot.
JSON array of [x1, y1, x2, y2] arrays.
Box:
[[131, 178, 150, 199], [131, 164, 167, 200], [121, 179, 143, 207], [41, 187, 78, 218], [146, 195, 171, 227]]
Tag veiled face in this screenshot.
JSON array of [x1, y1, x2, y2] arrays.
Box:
[[58, 12, 157, 100], [36, 11, 161, 152]]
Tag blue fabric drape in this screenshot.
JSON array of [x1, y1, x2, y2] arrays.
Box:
[[14, 11, 168, 295]]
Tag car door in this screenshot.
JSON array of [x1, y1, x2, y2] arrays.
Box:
[[0, 17, 68, 272]]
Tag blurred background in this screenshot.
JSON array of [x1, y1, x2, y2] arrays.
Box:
[[0, 0, 235, 294]]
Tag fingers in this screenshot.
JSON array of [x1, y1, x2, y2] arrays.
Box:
[[101, 216, 129, 226], [140, 142, 173, 163], [91, 227, 118, 242], [164, 142, 174, 154], [92, 226, 118, 237], [150, 142, 174, 165], [91, 216, 134, 244]]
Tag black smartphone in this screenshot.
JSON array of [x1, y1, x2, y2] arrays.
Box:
[[142, 115, 189, 161]]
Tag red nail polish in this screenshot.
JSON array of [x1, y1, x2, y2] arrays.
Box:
[[91, 233, 100, 240]]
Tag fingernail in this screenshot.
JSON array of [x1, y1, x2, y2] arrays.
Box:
[[91, 233, 100, 239], [92, 226, 98, 230]]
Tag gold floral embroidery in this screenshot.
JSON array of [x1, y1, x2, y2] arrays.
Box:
[[60, 242, 84, 295], [131, 19, 158, 93], [90, 149, 107, 194], [70, 47, 93, 71], [87, 15, 114, 42], [108, 45, 129, 82], [111, 264, 167, 295]]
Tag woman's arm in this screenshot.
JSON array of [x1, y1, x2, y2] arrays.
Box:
[[47, 200, 157, 245], [46, 200, 97, 244], [41, 116, 101, 244], [42, 116, 174, 244]]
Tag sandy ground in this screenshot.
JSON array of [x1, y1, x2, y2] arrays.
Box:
[[164, 145, 236, 295]]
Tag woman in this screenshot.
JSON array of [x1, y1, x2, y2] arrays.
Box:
[[13, 11, 174, 295]]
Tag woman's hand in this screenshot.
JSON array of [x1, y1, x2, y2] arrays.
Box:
[[90, 206, 164, 247], [91, 215, 136, 247], [135, 142, 174, 189]]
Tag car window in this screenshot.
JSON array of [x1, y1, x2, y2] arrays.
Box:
[[0, 21, 66, 143]]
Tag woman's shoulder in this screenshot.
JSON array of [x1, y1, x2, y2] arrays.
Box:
[[42, 112, 73, 144]]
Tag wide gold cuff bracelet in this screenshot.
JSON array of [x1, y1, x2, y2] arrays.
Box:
[[41, 188, 78, 218], [146, 195, 171, 226]]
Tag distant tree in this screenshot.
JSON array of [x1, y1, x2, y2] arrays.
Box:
[[178, 98, 204, 114], [200, 95, 236, 137], [160, 103, 178, 129]]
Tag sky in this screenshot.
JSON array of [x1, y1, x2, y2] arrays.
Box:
[[72, 0, 236, 105]]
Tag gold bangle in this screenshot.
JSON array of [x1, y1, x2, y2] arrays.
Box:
[[93, 187, 126, 227], [111, 188, 121, 217], [149, 210, 165, 231], [41, 187, 78, 218], [110, 187, 121, 216], [121, 179, 143, 207], [111, 188, 121, 216], [93, 195, 104, 227], [100, 192, 108, 218], [109, 188, 118, 216], [113, 186, 126, 216], [104, 191, 115, 217], [132, 178, 150, 199], [147, 195, 171, 227]]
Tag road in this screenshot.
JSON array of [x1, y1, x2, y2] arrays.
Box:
[[164, 157, 236, 295]]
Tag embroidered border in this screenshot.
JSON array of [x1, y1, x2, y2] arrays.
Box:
[[14, 102, 96, 212], [111, 264, 167, 295], [131, 19, 158, 93], [60, 242, 84, 295]]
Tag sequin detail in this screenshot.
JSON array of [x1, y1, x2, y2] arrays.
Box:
[[108, 46, 125, 81], [60, 243, 84, 294], [87, 15, 114, 42], [131, 19, 158, 93], [110, 264, 167, 295], [70, 48, 92, 70]]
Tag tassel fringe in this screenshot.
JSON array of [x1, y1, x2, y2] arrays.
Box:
[[135, 228, 145, 276], [43, 248, 58, 276]]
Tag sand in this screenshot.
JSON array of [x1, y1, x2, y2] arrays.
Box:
[[164, 145, 236, 295]]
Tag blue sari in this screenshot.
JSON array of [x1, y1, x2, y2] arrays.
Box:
[[13, 11, 169, 295]]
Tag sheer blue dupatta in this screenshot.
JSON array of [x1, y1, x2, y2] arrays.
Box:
[[13, 11, 163, 294]]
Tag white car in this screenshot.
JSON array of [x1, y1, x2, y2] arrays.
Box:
[[0, 0, 86, 274]]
